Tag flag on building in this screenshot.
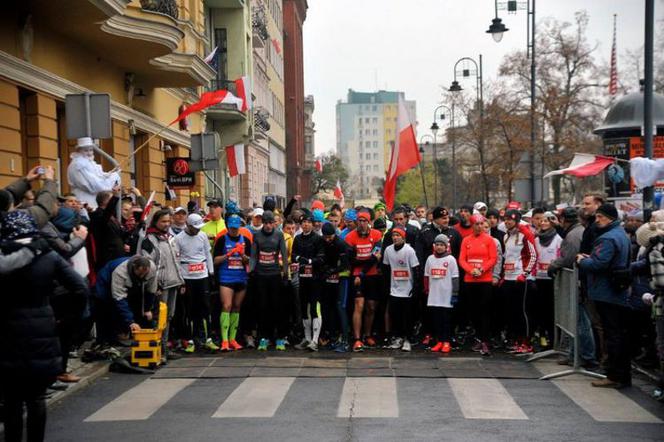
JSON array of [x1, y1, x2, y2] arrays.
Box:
[[543, 153, 615, 179], [171, 90, 243, 124], [315, 159, 323, 173], [609, 14, 618, 97], [226, 143, 246, 177], [234, 76, 252, 113], [334, 179, 344, 200], [383, 95, 421, 211], [272, 38, 281, 54], [203, 46, 218, 64]]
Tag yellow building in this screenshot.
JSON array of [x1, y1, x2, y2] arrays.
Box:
[[0, 0, 218, 205]]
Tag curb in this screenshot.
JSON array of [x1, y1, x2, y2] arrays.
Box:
[[47, 361, 111, 409]]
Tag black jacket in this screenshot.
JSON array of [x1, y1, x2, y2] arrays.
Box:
[[90, 196, 126, 270], [321, 236, 350, 278], [292, 231, 325, 279], [418, 222, 462, 262], [0, 248, 88, 379]]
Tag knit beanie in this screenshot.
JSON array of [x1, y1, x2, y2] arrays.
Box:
[[596, 203, 618, 220], [636, 221, 664, 248]]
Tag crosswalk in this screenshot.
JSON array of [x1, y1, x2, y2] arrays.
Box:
[[82, 376, 663, 425]]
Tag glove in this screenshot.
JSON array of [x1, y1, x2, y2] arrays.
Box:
[[26, 237, 50, 255], [516, 274, 527, 283], [643, 293, 655, 305]]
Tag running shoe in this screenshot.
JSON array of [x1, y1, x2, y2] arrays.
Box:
[[431, 342, 444, 352], [441, 342, 451, 353], [480, 341, 491, 356], [388, 337, 403, 349], [205, 338, 220, 351], [365, 336, 377, 347], [258, 338, 269, 351], [245, 335, 256, 349], [275, 339, 286, 351], [184, 340, 195, 353], [335, 341, 350, 353], [401, 339, 412, 352], [294, 338, 310, 350], [515, 344, 533, 354], [319, 337, 330, 347], [307, 341, 318, 352], [220, 340, 230, 351], [540, 335, 549, 348], [421, 335, 432, 346], [353, 340, 364, 352], [229, 340, 243, 351]]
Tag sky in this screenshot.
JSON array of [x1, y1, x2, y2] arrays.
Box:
[[303, 0, 664, 156]]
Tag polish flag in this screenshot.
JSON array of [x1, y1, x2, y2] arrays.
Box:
[[234, 76, 252, 112], [171, 90, 243, 125], [315, 159, 323, 173], [383, 95, 421, 211], [543, 153, 615, 179], [334, 179, 344, 200], [226, 143, 246, 177], [140, 191, 157, 222], [203, 46, 218, 64]]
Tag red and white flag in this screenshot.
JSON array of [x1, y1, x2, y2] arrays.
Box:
[[203, 46, 218, 64], [234, 76, 252, 113], [171, 90, 243, 124], [315, 159, 323, 173], [383, 95, 421, 211], [226, 143, 246, 177], [543, 153, 615, 179], [609, 14, 618, 97], [334, 179, 344, 200], [140, 190, 157, 222]]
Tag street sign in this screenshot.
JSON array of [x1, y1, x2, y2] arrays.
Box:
[[65, 93, 111, 139], [166, 157, 195, 188], [190, 132, 220, 172]]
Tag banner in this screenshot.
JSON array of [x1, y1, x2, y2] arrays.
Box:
[[166, 157, 195, 188]]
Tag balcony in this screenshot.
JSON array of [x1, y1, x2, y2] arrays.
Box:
[[139, 0, 178, 19], [205, 79, 247, 122], [252, 3, 269, 49], [254, 107, 271, 140]]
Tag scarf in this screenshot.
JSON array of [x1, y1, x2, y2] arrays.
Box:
[[146, 226, 170, 241], [537, 227, 557, 247]]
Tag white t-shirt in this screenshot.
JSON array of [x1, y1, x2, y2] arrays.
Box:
[[383, 243, 419, 298], [425, 254, 459, 307]]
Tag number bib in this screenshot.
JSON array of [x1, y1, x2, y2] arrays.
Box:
[[187, 263, 206, 274], [259, 251, 276, 265], [430, 268, 447, 279], [326, 273, 339, 284], [356, 244, 372, 259], [300, 264, 313, 278], [468, 259, 483, 270], [504, 262, 516, 272], [538, 262, 549, 271], [392, 269, 410, 281], [290, 263, 299, 274], [228, 256, 243, 270]]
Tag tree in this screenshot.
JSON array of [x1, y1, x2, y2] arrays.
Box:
[[310, 153, 349, 195]]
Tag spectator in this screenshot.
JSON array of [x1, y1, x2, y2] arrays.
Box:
[[89, 187, 126, 271], [111, 255, 158, 332]]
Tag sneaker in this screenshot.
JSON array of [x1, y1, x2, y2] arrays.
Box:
[[540, 335, 549, 348], [353, 340, 364, 352], [515, 344, 533, 355], [245, 335, 256, 349], [441, 342, 451, 353], [319, 337, 330, 347], [307, 341, 318, 352], [221, 340, 230, 351], [166, 350, 182, 360], [258, 338, 269, 351], [295, 338, 310, 350], [431, 342, 444, 352], [229, 340, 243, 351], [365, 336, 377, 347], [401, 339, 411, 352], [421, 335, 432, 346], [480, 342, 491, 356], [471, 339, 483, 352], [57, 373, 81, 383], [591, 378, 629, 389], [205, 338, 220, 351], [275, 339, 286, 351], [184, 340, 196, 353], [335, 342, 350, 353], [388, 337, 403, 349]]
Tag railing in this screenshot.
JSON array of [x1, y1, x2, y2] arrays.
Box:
[[140, 0, 179, 19], [252, 3, 269, 42], [208, 79, 237, 95], [254, 107, 271, 132]]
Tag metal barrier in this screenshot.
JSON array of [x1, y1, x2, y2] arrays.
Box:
[[526, 267, 606, 381]]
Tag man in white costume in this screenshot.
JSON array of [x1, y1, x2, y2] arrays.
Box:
[[67, 137, 120, 209]]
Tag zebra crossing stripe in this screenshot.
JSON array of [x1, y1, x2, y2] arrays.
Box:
[[84, 379, 194, 422], [448, 378, 528, 420], [212, 377, 296, 418], [337, 377, 399, 418]]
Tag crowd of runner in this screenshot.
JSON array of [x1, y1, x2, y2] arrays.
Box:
[[2, 165, 664, 440]]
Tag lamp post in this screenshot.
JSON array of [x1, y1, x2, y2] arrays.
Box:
[[432, 104, 455, 209], [449, 55, 485, 203], [418, 134, 433, 208], [644, 0, 655, 219], [487, 0, 536, 207]]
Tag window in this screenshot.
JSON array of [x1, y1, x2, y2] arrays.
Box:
[[213, 28, 228, 82], [365, 141, 370, 147], [372, 117, 378, 124], [373, 153, 378, 159], [366, 165, 371, 171], [365, 129, 370, 135], [365, 118, 370, 123], [372, 106, 377, 111], [365, 153, 370, 160], [373, 130, 378, 136], [373, 165, 378, 171]]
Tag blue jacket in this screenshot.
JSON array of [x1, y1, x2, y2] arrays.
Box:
[[578, 220, 630, 306], [95, 256, 131, 300]]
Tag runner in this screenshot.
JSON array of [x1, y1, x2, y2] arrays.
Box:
[[320, 222, 351, 351], [213, 214, 251, 351], [424, 234, 459, 353], [455, 205, 474, 239], [345, 211, 383, 351]]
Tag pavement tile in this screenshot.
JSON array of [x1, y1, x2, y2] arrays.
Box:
[[393, 368, 443, 378], [485, 360, 541, 379], [166, 357, 216, 368], [347, 357, 392, 369], [437, 359, 490, 378], [346, 368, 395, 377], [390, 358, 438, 369], [211, 358, 258, 367], [302, 358, 348, 368], [259, 357, 305, 368], [200, 367, 253, 378], [250, 367, 302, 377], [151, 367, 206, 378], [299, 368, 348, 377]]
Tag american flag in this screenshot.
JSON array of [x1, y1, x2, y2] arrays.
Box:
[[609, 14, 618, 97]]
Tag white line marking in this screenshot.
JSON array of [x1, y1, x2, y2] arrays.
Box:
[[448, 378, 528, 420], [212, 377, 295, 418]]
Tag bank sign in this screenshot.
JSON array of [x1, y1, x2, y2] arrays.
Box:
[[166, 157, 195, 189], [604, 136, 664, 197]]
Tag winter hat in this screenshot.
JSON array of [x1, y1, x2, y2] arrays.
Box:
[[543, 211, 558, 222], [311, 200, 325, 211], [432, 207, 449, 219], [1, 211, 38, 240], [434, 234, 449, 245], [262, 210, 275, 223], [321, 222, 336, 236], [392, 227, 406, 238], [300, 212, 314, 223], [313, 209, 325, 223], [506, 201, 522, 210], [651, 210, 664, 223], [374, 202, 387, 211], [263, 196, 276, 212], [357, 211, 371, 221], [636, 222, 664, 248], [344, 208, 358, 222], [460, 204, 473, 213], [561, 207, 578, 222], [470, 214, 486, 225], [486, 208, 500, 219], [505, 209, 522, 223], [0, 189, 13, 212], [225, 200, 240, 215], [596, 203, 618, 220], [373, 218, 386, 230]]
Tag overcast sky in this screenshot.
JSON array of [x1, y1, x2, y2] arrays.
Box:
[[303, 0, 664, 156]]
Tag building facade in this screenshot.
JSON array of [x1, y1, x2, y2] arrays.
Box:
[[283, 0, 309, 201], [304, 94, 315, 169], [0, 0, 216, 205], [336, 89, 416, 200]]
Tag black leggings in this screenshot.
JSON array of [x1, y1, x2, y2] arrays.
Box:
[[321, 282, 340, 337], [430, 306, 452, 343], [469, 282, 493, 341], [2, 378, 50, 442], [299, 278, 321, 320], [255, 274, 288, 340], [179, 277, 211, 343], [389, 296, 412, 337]]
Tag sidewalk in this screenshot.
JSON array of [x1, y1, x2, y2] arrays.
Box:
[[46, 357, 111, 408]]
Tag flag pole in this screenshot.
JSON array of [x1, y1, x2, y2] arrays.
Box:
[[114, 124, 174, 172]]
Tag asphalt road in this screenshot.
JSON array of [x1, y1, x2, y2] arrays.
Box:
[[45, 355, 664, 442]]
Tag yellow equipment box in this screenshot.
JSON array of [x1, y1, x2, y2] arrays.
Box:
[[130, 302, 167, 369]]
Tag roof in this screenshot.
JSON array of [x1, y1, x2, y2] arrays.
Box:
[[594, 90, 664, 135]]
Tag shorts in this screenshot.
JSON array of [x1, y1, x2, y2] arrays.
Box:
[[220, 282, 247, 292], [353, 274, 383, 301]]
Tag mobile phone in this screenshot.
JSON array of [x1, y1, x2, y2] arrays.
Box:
[[36, 166, 45, 175]]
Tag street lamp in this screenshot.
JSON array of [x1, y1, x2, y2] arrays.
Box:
[[449, 80, 463, 93], [486, 1, 509, 42], [418, 134, 434, 208], [432, 104, 456, 210]]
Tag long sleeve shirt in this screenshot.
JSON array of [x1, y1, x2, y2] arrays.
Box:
[[249, 228, 289, 276], [459, 233, 497, 283], [174, 230, 214, 279]]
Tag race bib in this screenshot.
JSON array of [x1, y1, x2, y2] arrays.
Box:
[[468, 259, 483, 269], [259, 251, 276, 265], [504, 262, 516, 272], [430, 268, 447, 279], [300, 264, 313, 278], [290, 263, 299, 274], [187, 263, 206, 274], [228, 256, 244, 270], [538, 262, 549, 271], [393, 269, 410, 281], [356, 244, 372, 259], [326, 273, 339, 284]]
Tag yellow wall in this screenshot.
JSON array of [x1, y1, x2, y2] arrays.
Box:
[[383, 104, 397, 170]]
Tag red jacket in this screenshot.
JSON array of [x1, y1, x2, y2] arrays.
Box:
[[455, 223, 473, 239], [459, 232, 497, 283]]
